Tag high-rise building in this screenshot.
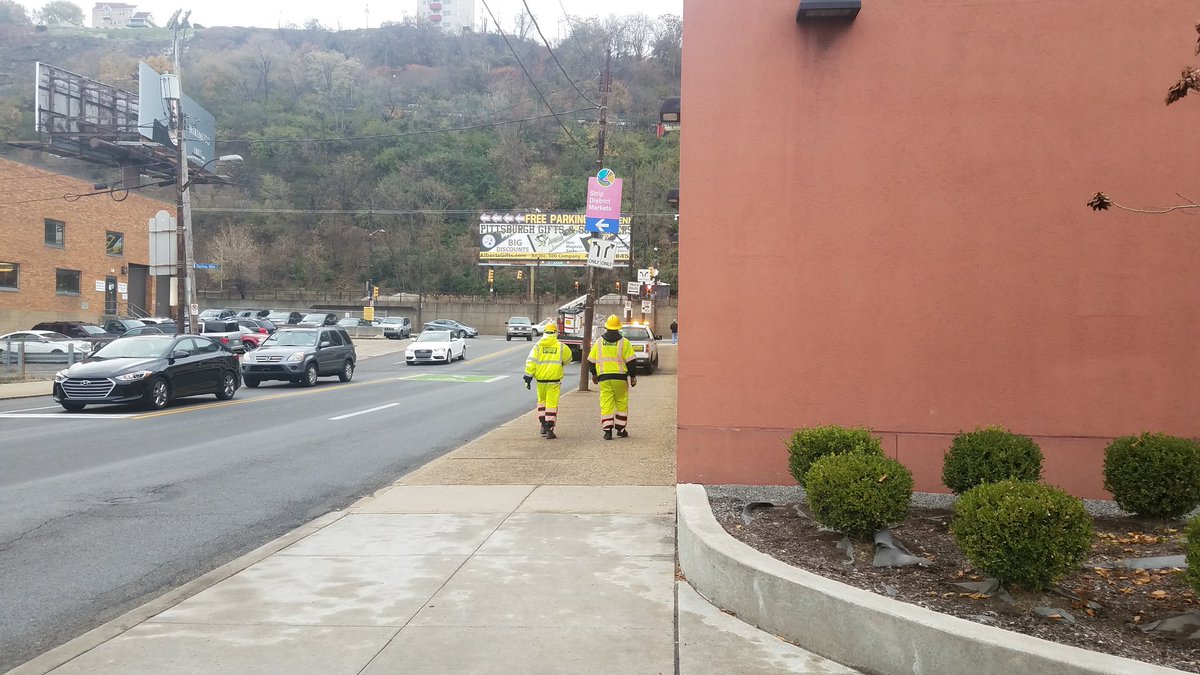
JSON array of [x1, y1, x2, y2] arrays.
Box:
[[417, 0, 476, 33]]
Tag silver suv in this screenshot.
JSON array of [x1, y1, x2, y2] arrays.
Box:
[[241, 327, 356, 387], [506, 317, 535, 341], [380, 316, 412, 339]]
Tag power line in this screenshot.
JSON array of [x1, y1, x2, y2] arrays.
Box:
[[478, 0, 591, 158], [520, 0, 598, 107], [0, 180, 171, 207]]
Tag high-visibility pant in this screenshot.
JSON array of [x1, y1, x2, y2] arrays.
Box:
[[598, 379, 629, 431], [537, 382, 562, 428]]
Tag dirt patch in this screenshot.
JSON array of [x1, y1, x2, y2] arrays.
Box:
[[710, 496, 1199, 673]]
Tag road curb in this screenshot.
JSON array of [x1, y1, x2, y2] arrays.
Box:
[[675, 484, 1185, 675], [6, 510, 348, 675]]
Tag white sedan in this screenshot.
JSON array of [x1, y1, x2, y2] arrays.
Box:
[[405, 330, 466, 365], [0, 331, 92, 361]]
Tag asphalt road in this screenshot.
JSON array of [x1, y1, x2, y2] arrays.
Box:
[[0, 336, 568, 672]]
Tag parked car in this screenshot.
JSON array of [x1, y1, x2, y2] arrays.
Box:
[[0, 331, 92, 360], [238, 326, 266, 350], [103, 318, 147, 335], [236, 318, 275, 335], [138, 317, 176, 326], [533, 317, 554, 336], [505, 316, 536, 341], [405, 330, 466, 365], [199, 319, 247, 354], [337, 317, 374, 328], [137, 318, 179, 333], [236, 309, 271, 319], [379, 316, 412, 339], [241, 326, 356, 388], [621, 323, 659, 374], [198, 308, 237, 320], [52, 334, 240, 411], [31, 321, 120, 349], [266, 311, 304, 326], [121, 325, 171, 337], [299, 312, 338, 327], [423, 319, 478, 338]]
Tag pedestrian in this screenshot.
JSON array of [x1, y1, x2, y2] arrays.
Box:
[[523, 322, 573, 439], [588, 314, 638, 440], [670, 319, 678, 344]]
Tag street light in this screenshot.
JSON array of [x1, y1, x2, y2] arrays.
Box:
[[796, 0, 861, 21], [182, 154, 243, 190]]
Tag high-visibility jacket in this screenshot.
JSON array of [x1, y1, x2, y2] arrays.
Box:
[[525, 334, 573, 382], [588, 335, 636, 382]]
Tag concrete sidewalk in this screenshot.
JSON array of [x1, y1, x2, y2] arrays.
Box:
[[9, 347, 854, 675]]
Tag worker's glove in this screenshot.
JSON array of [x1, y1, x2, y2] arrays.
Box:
[[630, 377, 638, 388], [591, 376, 599, 385], [523, 375, 532, 390]]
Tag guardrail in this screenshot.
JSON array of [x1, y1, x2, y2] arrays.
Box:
[[0, 340, 88, 383]]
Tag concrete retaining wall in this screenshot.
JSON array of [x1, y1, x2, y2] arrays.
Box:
[[676, 484, 1184, 675]]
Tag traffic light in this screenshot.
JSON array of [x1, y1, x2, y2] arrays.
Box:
[[574, 280, 580, 291], [372, 286, 380, 299], [517, 269, 524, 281], [614, 281, 620, 292], [487, 268, 495, 284]]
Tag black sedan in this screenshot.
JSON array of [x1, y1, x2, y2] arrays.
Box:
[[53, 335, 241, 412]]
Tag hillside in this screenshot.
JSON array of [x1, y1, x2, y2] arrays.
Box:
[[0, 15, 682, 297]]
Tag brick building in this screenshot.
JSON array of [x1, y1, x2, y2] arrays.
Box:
[[0, 157, 171, 333]]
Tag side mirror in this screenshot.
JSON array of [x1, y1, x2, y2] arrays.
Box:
[[319, 341, 332, 348], [171, 350, 189, 360], [655, 334, 663, 340]]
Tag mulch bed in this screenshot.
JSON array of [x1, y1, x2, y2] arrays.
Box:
[[709, 496, 1199, 673]]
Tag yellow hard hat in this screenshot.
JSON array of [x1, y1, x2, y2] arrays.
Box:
[[543, 323, 557, 335], [604, 314, 622, 330]]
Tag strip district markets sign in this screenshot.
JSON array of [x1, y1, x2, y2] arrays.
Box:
[[478, 212, 632, 266]]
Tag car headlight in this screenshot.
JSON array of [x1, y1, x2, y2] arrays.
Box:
[[243, 353, 256, 362], [115, 370, 154, 382], [54, 369, 68, 382], [286, 351, 305, 362]]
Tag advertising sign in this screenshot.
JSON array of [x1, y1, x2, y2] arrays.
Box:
[[585, 169, 623, 234], [138, 62, 217, 166], [478, 212, 631, 266]]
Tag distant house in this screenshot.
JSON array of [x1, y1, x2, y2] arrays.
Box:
[[91, 3, 150, 28]]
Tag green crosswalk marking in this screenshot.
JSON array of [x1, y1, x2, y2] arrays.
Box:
[[400, 374, 507, 383]]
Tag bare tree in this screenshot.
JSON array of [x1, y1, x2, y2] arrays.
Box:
[[208, 225, 261, 299]]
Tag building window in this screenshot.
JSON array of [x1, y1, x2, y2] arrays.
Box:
[[55, 268, 81, 295], [106, 231, 125, 256], [0, 261, 17, 290], [45, 219, 65, 247]]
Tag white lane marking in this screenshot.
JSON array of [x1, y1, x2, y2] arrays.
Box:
[[483, 375, 507, 383], [0, 413, 135, 419], [328, 402, 401, 421], [2, 405, 62, 413]]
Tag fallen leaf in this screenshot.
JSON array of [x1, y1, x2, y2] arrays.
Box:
[[1149, 590, 1168, 600]]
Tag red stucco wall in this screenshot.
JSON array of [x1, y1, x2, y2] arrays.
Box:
[[678, 0, 1200, 498]]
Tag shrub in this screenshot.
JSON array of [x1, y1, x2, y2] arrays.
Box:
[[1186, 515, 1200, 595], [941, 426, 1043, 495], [786, 425, 883, 488], [1103, 433, 1200, 519], [951, 480, 1092, 590], [805, 453, 913, 539]]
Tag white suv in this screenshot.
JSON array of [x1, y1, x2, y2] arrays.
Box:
[[380, 317, 412, 339]]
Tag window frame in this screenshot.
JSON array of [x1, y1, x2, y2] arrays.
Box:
[[0, 261, 18, 291], [44, 219, 65, 248], [105, 231, 125, 256], [54, 268, 81, 296]]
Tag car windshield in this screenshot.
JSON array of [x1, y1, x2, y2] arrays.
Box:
[[267, 313, 289, 320], [337, 318, 358, 325], [416, 331, 451, 343], [381, 318, 403, 324], [199, 310, 222, 318], [92, 338, 170, 359], [622, 327, 652, 341], [80, 325, 108, 336], [264, 331, 318, 347], [509, 317, 530, 324], [302, 314, 326, 322]]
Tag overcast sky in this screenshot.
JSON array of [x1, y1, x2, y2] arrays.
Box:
[[17, 0, 682, 32]]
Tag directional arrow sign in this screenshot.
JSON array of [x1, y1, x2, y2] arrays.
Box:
[[587, 237, 617, 269], [585, 216, 619, 234]]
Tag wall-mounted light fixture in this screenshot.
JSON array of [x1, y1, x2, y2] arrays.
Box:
[[658, 97, 681, 137], [666, 188, 680, 208], [796, 0, 860, 21]]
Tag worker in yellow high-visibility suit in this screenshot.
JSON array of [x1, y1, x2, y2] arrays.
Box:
[[523, 323, 573, 439], [587, 314, 638, 440]]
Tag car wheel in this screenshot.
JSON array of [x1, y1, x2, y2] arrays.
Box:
[[216, 371, 237, 400], [338, 360, 354, 382], [143, 377, 170, 410], [61, 401, 86, 412], [506, 335, 511, 341], [243, 340, 256, 351], [302, 362, 319, 387], [526, 335, 532, 341], [459, 348, 466, 361], [245, 377, 260, 388]]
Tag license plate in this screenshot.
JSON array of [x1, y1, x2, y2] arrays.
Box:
[[633, 345, 644, 352]]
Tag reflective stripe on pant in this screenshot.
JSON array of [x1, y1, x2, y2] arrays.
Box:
[[598, 379, 628, 430], [537, 382, 561, 427]]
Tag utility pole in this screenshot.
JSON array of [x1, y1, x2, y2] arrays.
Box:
[[578, 48, 611, 392], [167, 9, 197, 334]]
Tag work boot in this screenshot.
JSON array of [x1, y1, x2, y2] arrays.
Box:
[[616, 428, 628, 438], [603, 429, 613, 441], [545, 427, 557, 439], [539, 417, 547, 436]]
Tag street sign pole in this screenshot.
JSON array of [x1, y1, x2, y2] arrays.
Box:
[[580, 49, 612, 393]]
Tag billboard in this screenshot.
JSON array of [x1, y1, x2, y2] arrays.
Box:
[[477, 212, 632, 267], [33, 62, 142, 162], [137, 62, 216, 166]]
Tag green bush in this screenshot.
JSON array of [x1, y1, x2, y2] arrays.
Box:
[[941, 426, 1043, 495], [1103, 433, 1200, 519], [1186, 515, 1200, 595], [805, 453, 913, 539], [951, 480, 1092, 590], [786, 425, 883, 488]]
